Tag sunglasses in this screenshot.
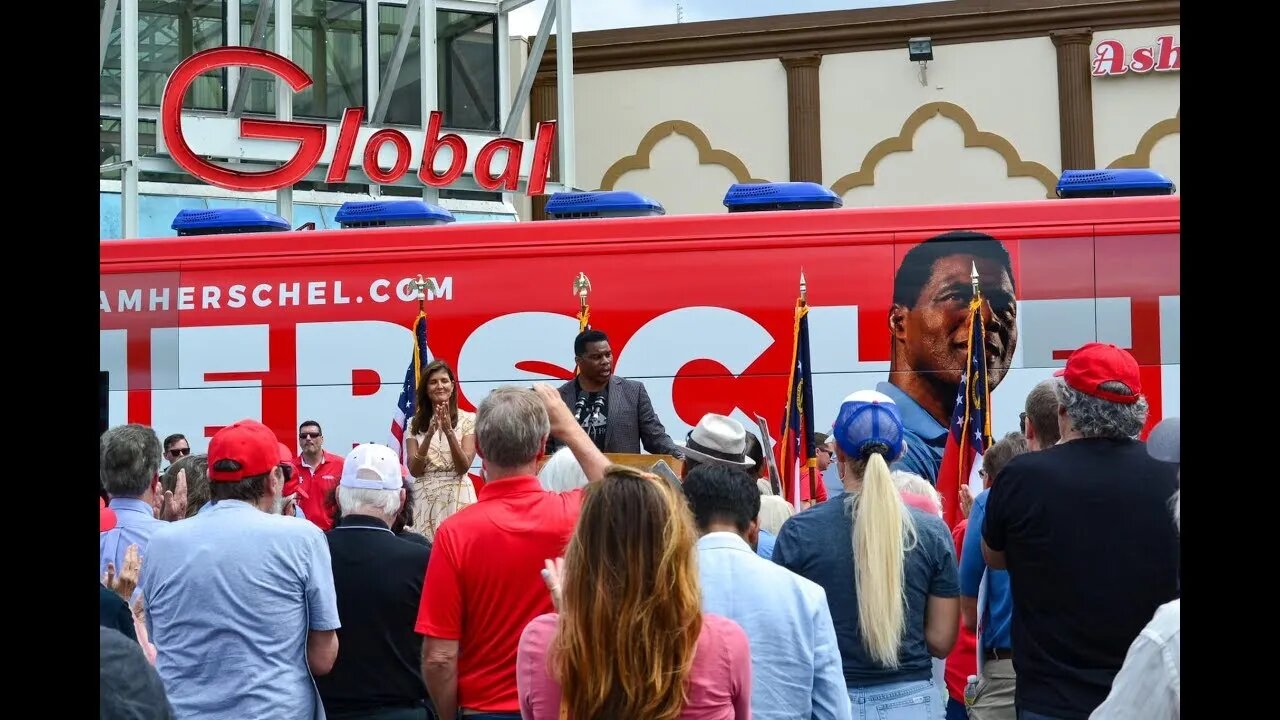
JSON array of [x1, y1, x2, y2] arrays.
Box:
[[1018, 412, 1027, 434], [279, 464, 294, 482], [168, 447, 190, 457], [299, 432, 321, 440]]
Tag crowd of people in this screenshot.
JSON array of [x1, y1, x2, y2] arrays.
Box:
[[99, 332, 1180, 720]]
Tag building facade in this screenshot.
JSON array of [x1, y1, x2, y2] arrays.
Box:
[[526, 0, 1179, 220], [100, 1, 1180, 236], [99, 0, 549, 239]]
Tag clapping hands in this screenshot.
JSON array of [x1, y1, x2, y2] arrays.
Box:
[[103, 544, 142, 601], [153, 468, 188, 521]]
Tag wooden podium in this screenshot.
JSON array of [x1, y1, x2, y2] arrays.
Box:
[[606, 453, 683, 489], [537, 452, 683, 480], [603, 453, 682, 475]]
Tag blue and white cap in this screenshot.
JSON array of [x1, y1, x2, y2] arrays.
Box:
[[832, 390, 906, 463]]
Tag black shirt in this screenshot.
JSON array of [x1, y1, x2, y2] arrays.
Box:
[[316, 515, 433, 715], [572, 380, 610, 451], [100, 584, 137, 642], [100, 626, 175, 719], [983, 438, 1179, 718], [397, 529, 432, 548]]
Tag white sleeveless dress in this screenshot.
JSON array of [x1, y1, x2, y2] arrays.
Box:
[[410, 409, 478, 542]]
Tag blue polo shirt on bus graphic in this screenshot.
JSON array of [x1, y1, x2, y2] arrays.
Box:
[[875, 382, 948, 486]]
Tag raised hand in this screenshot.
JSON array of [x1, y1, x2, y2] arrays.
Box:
[[103, 544, 143, 601], [541, 557, 566, 612], [154, 469, 188, 521], [533, 384, 577, 441], [279, 493, 298, 517]]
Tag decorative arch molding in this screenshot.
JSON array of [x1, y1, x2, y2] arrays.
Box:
[[830, 101, 1059, 199], [1107, 109, 1180, 169], [598, 120, 769, 191]]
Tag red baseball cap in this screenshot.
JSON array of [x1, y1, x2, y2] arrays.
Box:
[[279, 442, 309, 499], [208, 420, 280, 482], [1054, 342, 1142, 404], [100, 498, 118, 533]]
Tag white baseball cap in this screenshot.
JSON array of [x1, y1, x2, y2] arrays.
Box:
[[341, 443, 403, 490]]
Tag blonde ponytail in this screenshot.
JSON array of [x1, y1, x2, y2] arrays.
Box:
[[847, 451, 917, 668]]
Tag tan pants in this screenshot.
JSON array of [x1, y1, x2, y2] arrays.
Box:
[[968, 658, 1016, 720]]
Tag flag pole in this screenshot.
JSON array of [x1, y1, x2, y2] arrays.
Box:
[[964, 261, 981, 518], [800, 269, 817, 503], [410, 274, 435, 390]]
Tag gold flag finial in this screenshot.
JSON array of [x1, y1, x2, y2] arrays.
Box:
[[573, 272, 592, 309], [410, 274, 436, 312]]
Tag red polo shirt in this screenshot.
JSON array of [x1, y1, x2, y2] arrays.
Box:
[[945, 518, 978, 703], [290, 451, 344, 531], [415, 476, 584, 713], [783, 471, 829, 505]]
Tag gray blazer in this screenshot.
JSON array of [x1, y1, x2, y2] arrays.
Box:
[[553, 375, 683, 458]]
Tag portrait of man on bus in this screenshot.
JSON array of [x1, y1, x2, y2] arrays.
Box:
[[876, 230, 1018, 485]]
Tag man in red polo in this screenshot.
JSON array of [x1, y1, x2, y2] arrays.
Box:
[[291, 419, 344, 531], [416, 384, 610, 720]]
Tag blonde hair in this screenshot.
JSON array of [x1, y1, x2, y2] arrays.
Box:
[[844, 452, 917, 668], [757, 495, 795, 535], [552, 465, 702, 720]]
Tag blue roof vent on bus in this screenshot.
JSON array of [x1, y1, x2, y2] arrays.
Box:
[[1055, 169, 1176, 198], [723, 182, 843, 212], [544, 190, 666, 220], [335, 200, 455, 228], [171, 208, 291, 236]]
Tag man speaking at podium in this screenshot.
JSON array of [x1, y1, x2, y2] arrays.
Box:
[[550, 329, 684, 460]]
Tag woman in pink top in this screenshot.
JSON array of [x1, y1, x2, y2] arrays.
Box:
[[517, 464, 752, 720]]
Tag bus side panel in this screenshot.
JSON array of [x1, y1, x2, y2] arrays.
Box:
[[99, 218, 1180, 457]]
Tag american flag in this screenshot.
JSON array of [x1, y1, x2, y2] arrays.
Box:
[[937, 291, 993, 529], [389, 310, 428, 463]]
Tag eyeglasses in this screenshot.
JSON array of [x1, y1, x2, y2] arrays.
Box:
[[1018, 412, 1027, 434], [168, 447, 190, 457], [299, 432, 321, 440]]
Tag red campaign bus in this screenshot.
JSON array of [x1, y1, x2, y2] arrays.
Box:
[[99, 176, 1180, 474]]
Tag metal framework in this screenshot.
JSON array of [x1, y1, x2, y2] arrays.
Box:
[[99, 0, 576, 238]]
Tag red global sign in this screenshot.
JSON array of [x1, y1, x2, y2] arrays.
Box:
[[1091, 35, 1180, 77], [161, 46, 557, 194]]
